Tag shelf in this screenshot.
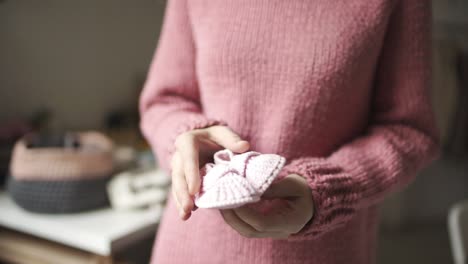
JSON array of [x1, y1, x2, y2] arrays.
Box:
[[0, 191, 162, 255]]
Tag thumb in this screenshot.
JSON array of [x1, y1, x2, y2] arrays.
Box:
[[207, 126, 250, 153], [262, 175, 306, 199]]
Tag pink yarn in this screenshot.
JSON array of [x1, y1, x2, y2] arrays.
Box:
[[10, 131, 114, 181], [139, 0, 439, 263], [195, 149, 285, 209]]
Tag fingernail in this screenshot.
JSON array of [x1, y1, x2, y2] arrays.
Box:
[[188, 183, 195, 195], [179, 209, 185, 218], [239, 140, 250, 148]]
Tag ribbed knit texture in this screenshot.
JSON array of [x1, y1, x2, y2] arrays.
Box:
[[139, 0, 439, 263], [10, 132, 114, 181]]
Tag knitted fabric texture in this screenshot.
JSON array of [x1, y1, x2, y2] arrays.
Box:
[[107, 169, 170, 210], [139, 1, 439, 263], [10, 131, 114, 181], [7, 176, 110, 214], [195, 149, 285, 209]]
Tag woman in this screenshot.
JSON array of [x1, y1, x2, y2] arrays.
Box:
[[139, 0, 439, 263]]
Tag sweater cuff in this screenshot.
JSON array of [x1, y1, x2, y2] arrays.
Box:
[[278, 157, 354, 240]]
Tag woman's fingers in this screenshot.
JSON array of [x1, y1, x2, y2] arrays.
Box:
[[220, 210, 288, 239], [173, 125, 250, 198], [170, 125, 252, 221], [262, 174, 312, 205], [269, 174, 315, 220], [231, 175, 314, 234], [233, 206, 293, 233], [220, 209, 257, 237], [175, 133, 200, 195], [171, 152, 193, 220], [206, 126, 250, 153], [262, 176, 304, 199], [172, 188, 189, 219]]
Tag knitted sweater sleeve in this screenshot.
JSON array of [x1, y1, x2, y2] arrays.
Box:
[[281, 0, 440, 239], [139, 0, 224, 170]]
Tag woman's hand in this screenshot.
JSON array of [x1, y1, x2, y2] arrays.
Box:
[[172, 125, 250, 220], [220, 174, 314, 239]]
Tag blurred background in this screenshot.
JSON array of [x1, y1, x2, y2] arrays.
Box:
[[0, 0, 467, 263]]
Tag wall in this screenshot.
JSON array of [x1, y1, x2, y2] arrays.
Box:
[[1, 0, 465, 133], [0, 0, 165, 129]]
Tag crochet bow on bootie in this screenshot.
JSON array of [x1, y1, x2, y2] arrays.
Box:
[[194, 149, 286, 209]]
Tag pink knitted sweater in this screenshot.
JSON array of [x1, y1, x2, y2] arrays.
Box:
[[139, 0, 439, 263]]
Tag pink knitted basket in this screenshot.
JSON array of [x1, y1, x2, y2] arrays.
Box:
[[10, 131, 114, 181]]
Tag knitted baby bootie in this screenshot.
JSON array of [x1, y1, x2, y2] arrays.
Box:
[[195, 149, 286, 209]]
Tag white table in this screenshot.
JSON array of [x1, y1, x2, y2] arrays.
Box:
[[0, 191, 162, 256]]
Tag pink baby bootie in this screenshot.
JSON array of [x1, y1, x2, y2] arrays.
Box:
[[195, 149, 286, 209]]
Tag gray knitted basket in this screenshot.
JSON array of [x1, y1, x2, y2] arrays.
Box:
[[7, 176, 110, 214]]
